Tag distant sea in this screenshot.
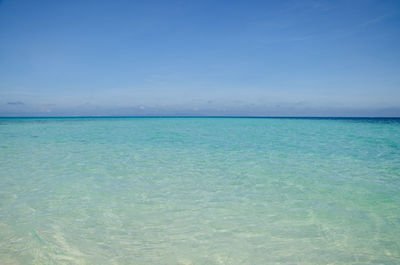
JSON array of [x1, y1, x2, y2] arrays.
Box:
[[1, 117, 399, 264]]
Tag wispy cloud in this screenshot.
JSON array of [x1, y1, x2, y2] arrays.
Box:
[[359, 14, 391, 27], [7, 101, 24, 105], [263, 35, 313, 44], [310, 0, 336, 11]]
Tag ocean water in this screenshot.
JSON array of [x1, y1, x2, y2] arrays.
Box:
[[0, 117, 399, 265]]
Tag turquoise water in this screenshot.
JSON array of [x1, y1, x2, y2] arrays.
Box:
[[0, 117, 400, 264]]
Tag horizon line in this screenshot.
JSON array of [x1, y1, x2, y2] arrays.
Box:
[[1, 116, 400, 119]]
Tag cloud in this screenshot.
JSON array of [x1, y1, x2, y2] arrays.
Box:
[[359, 14, 390, 27], [7, 101, 24, 105]]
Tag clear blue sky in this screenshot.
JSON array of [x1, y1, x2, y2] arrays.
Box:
[[1, 0, 400, 116]]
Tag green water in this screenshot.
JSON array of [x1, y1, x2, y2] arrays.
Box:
[[0, 117, 399, 264]]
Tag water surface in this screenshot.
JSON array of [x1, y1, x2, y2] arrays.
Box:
[[0, 117, 399, 264]]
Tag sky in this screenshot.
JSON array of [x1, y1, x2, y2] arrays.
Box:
[[1, 0, 400, 117]]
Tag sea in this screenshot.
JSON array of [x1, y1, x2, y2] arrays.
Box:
[[0, 117, 399, 264]]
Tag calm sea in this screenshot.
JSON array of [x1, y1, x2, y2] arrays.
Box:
[[1, 117, 399, 264]]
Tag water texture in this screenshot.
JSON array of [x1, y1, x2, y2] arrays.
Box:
[[0, 117, 399, 264]]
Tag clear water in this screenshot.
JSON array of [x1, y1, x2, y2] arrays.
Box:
[[0, 117, 399, 264]]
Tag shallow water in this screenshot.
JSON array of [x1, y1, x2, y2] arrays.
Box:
[[0, 117, 399, 264]]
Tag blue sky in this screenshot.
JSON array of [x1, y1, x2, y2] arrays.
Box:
[[1, 0, 400, 116]]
